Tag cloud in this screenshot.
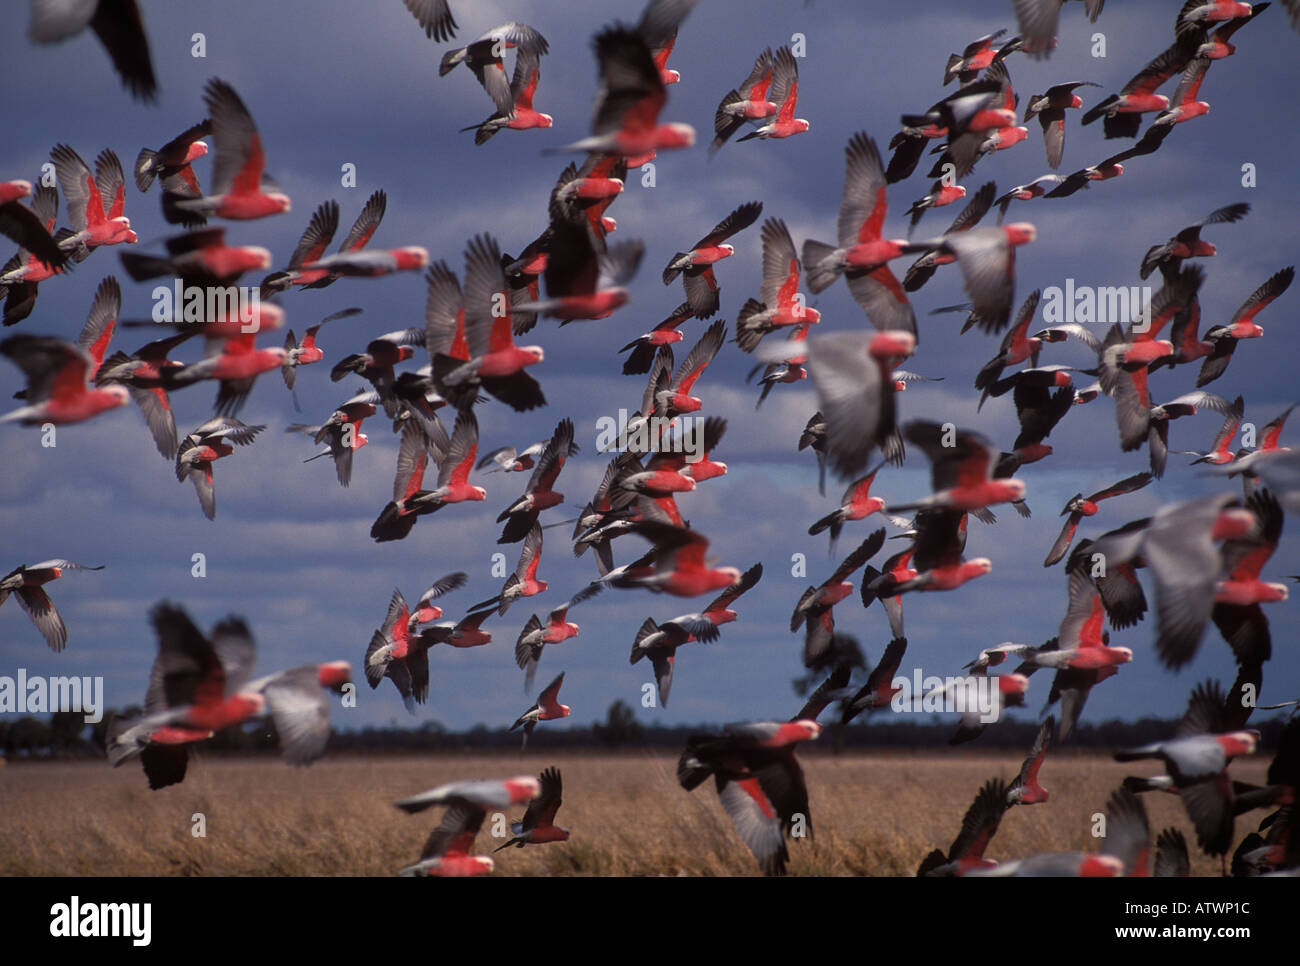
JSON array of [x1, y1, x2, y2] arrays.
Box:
[[1, 0, 1296, 731]]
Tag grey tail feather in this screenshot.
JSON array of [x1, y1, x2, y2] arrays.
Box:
[[917, 848, 948, 877], [439, 47, 467, 75], [363, 631, 387, 688], [134, 148, 158, 192], [808, 508, 840, 536], [105, 712, 142, 767], [119, 252, 174, 282], [801, 240, 839, 293], [631, 617, 659, 660], [662, 255, 688, 285]]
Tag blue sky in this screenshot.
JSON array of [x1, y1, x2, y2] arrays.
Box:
[[1, 0, 1296, 736]]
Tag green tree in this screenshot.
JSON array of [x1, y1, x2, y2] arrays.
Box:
[[593, 700, 644, 748]]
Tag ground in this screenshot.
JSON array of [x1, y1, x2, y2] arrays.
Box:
[[0, 751, 1270, 876]]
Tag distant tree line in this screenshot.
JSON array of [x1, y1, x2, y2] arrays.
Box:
[[1, 699, 1292, 761]]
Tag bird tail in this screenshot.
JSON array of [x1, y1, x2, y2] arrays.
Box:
[[714, 89, 742, 133], [800, 240, 840, 293], [162, 190, 207, 228], [329, 353, 364, 382], [943, 52, 964, 83], [973, 357, 1004, 394], [662, 254, 689, 285], [363, 631, 388, 689], [734, 298, 770, 353], [859, 565, 884, 609], [370, 501, 416, 543], [118, 252, 175, 283], [439, 46, 468, 75], [899, 113, 934, 129], [105, 712, 144, 767], [1081, 95, 1117, 126], [631, 617, 659, 663], [515, 615, 542, 670], [1113, 744, 1162, 763], [808, 508, 842, 537], [134, 148, 158, 192], [593, 539, 614, 576], [572, 503, 594, 541], [621, 340, 656, 375], [676, 742, 715, 791], [1138, 245, 1164, 281], [430, 352, 480, 409], [917, 848, 949, 877], [53, 228, 90, 263], [1122, 776, 1166, 794], [260, 271, 293, 299]]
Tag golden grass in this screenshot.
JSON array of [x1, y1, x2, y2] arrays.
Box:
[[0, 750, 1270, 876]]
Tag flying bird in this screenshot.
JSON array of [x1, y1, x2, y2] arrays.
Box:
[[1, 186, 65, 325], [1007, 717, 1055, 804], [172, 79, 292, 220], [662, 201, 762, 319], [50, 145, 137, 259], [735, 46, 809, 143], [1081, 33, 1201, 138], [1044, 472, 1153, 567], [552, 24, 694, 157], [402, 0, 458, 42], [516, 583, 603, 690], [1139, 203, 1249, 281], [0, 560, 104, 652], [1024, 81, 1101, 167], [0, 180, 66, 271], [678, 720, 821, 876], [439, 22, 549, 118], [262, 191, 389, 294], [494, 767, 570, 851], [174, 417, 265, 520], [0, 334, 129, 426], [432, 234, 545, 412], [29, 0, 157, 100], [135, 119, 211, 193], [510, 672, 570, 749], [461, 48, 553, 144], [370, 412, 481, 543], [1014, 0, 1106, 59], [1115, 680, 1260, 856], [802, 133, 921, 337], [917, 777, 1008, 876], [709, 48, 776, 154]]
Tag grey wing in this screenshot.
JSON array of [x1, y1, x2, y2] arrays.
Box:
[[209, 615, 257, 695], [845, 267, 916, 335], [260, 666, 332, 765], [16, 585, 67, 652], [807, 333, 885, 479], [204, 79, 261, 197]]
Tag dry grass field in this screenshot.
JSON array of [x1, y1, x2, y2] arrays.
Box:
[[0, 751, 1270, 876]]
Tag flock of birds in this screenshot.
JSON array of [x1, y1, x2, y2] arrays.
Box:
[[2, 0, 1299, 876]]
